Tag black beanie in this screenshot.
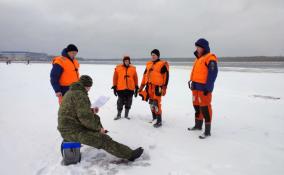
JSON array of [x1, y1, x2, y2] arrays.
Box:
[[151, 49, 160, 58], [195, 38, 210, 53], [79, 75, 93, 87], [66, 44, 78, 52]]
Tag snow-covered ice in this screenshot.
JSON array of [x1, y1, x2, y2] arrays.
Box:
[[0, 63, 284, 175]]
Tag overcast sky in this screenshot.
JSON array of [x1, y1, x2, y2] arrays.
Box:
[[0, 0, 283, 58]]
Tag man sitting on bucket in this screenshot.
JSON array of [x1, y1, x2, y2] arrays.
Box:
[[58, 75, 144, 161]]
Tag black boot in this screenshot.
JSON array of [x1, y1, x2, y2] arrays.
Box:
[[188, 119, 203, 131], [128, 147, 144, 161], [153, 115, 162, 128], [114, 109, 122, 120], [125, 108, 130, 120], [199, 124, 211, 139], [199, 106, 211, 139], [150, 111, 157, 123], [188, 105, 203, 131]]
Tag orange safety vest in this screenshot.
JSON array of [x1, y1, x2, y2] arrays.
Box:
[[52, 56, 80, 86], [144, 60, 169, 86], [113, 64, 138, 91], [190, 53, 218, 84]]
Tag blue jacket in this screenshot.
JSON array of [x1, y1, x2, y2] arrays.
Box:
[[192, 39, 218, 92], [50, 49, 72, 95]]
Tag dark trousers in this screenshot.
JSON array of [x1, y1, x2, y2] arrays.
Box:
[[117, 94, 133, 111]]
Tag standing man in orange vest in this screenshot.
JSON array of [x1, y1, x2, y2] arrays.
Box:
[[139, 49, 169, 128], [50, 44, 80, 104], [112, 56, 139, 120], [188, 38, 218, 139]]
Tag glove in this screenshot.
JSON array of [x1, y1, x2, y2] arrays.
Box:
[[188, 81, 192, 90], [112, 86, 117, 96], [134, 86, 139, 97], [162, 86, 167, 96]]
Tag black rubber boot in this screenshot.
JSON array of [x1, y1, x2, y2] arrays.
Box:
[[128, 147, 144, 161], [205, 124, 211, 135], [153, 115, 162, 128], [188, 119, 203, 131], [199, 106, 211, 138], [199, 124, 211, 139], [114, 110, 122, 120], [188, 105, 203, 131], [149, 111, 157, 123], [125, 108, 130, 120]]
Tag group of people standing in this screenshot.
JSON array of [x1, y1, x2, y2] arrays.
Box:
[[50, 38, 218, 162], [112, 48, 169, 128]]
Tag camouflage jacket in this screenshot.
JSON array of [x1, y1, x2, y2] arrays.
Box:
[[57, 82, 103, 134]]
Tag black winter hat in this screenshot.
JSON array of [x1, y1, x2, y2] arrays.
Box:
[[151, 49, 160, 58], [80, 75, 93, 87], [123, 56, 131, 64], [195, 38, 210, 53], [66, 44, 78, 52]]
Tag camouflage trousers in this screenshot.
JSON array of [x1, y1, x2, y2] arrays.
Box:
[[61, 130, 133, 159]]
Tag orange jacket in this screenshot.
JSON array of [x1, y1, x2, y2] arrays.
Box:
[[190, 53, 218, 84], [113, 64, 138, 91], [52, 56, 80, 86], [141, 60, 169, 86]]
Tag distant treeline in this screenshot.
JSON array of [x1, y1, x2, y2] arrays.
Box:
[[83, 56, 284, 63], [1, 55, 284, 63]]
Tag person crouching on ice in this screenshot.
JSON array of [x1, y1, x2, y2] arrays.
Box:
[[112, 56, 139, 120], [58, 75, 144, 161], [139, 49, 169, 128], [188, 38, 218, 139]]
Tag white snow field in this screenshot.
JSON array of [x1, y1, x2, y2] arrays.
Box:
[[0, 63, 284, 175]]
